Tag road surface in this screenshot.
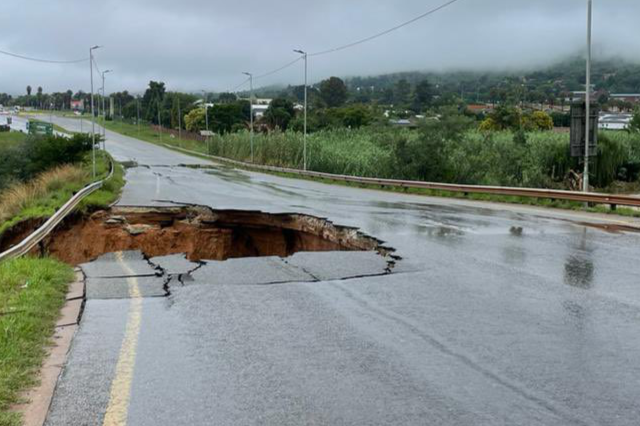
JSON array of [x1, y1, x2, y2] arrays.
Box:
[[36, 117, 640, 425]]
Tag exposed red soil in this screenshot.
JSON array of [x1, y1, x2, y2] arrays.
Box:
[[1, 206, 387, 265]]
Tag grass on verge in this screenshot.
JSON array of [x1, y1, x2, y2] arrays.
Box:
[[0, 257, 74, 426], [0, 151, 125, 237]]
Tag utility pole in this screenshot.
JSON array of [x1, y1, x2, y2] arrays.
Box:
[[583, 0, 593, 193], [294, 49, 308, 170], [89, 45, 101, 179], [243, 72, 254, 162]]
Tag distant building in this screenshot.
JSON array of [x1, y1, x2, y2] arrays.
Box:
[[610, 94, 640, 104], [467, 104, 493, 114], [70, 99, 84, 111], [598, 113, 633, 131], [239, 98, 272, 118], [389, 119, 417, 128]]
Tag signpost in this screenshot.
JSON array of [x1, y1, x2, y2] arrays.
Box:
[[26, 120, 54, 136], [570, 102, 598, 158]]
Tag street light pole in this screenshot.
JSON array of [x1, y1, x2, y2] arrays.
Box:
[[583, 0, 593, 193], [243, 72, 254, 162], [294, 49, 308, 170], [202, 90, 210, 154], [89, 45, 101, 179], [177, 97, 182, 144], [136, 95, 140, 136], [101, 69, 112, 151]]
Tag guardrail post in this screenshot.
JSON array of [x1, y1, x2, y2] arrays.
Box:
[[610, 204, 617, 211]]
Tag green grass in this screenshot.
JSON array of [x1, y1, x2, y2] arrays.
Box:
[[0, 257, 74, 426], [80, 152, 125, 211], [0, 132, 27, 146], [0, 151, 125, 238]]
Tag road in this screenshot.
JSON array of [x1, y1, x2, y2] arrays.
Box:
[[38, 117, 640, 425]]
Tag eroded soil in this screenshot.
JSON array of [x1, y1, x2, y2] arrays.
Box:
[[0, 206, 393, 265]]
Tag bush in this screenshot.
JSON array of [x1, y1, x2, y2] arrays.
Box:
[[0, 133, 92, 191]]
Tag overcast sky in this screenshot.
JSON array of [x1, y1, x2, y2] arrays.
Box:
[[1, 0, 639, 96]]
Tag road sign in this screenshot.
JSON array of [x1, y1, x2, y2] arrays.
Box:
[[27, 120, 54, 136], [570, 102, 598, 157]]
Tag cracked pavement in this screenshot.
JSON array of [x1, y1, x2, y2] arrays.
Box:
[[43, 116, 640, 426]]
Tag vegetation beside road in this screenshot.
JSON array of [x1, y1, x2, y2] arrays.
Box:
[[98, 115, 640, 218], [0, 257, 73, 426], [100, 110, 640, 191], [0, 132, 125, 237]]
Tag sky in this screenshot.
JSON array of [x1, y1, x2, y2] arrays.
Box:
[[1, 0, 639, 96]]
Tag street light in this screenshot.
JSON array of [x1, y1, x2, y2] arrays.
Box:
[[294, 49, 308, 170], [583, 0, 593, 193], [242, 72, 254, 163], [101, 69, 113, 151], [201, 90, 210, 153], [89, 45, 102, 179]]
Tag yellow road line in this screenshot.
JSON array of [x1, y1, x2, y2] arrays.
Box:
[[102, 252, 143, 426]]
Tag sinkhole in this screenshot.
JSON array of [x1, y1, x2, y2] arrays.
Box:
[[0, 206, 395, 266]]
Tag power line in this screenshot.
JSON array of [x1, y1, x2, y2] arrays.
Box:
[[309, 0, 461, 57], [0, 48, 88, 64], [225, 57, 302, 93], [228, 77, 251, 93], [254, 57, 303, 80], [228, 0, 462, 90], [92, 57, 102, 76]]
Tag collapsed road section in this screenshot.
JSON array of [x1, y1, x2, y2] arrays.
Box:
[[0, 206, 397, 287]]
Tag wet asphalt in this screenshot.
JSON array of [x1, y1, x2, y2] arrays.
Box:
[[43, 117, 640, 425]]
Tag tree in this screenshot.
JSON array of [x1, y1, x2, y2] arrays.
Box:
[[264, 98, 295, 130], [412, 79, 433, 111], [525, 111, 554, 131], [142, 81, 166, 124], [36, 87, 43, 109], [480, 105, 522, 131], [185, 108, 206, 132], [208, 101, 250, 134], [319, 77, 348, 107], [26, 85, 32, 96], [0, 93, 12, 105], [217, 92, 237, 104], [394, 79, 411, 106], [335, 105, 372, 128]]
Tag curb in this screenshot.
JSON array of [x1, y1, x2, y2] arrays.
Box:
[[13, 268, 85, 426]]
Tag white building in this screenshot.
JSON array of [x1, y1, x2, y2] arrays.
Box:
[[598, 113, 633, 131]]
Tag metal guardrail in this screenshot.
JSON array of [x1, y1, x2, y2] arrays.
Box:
[[168, 144, 640, 209], [0, 160, 114, 263]]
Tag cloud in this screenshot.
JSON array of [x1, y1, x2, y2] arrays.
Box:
[[1, 0, 638, 95]]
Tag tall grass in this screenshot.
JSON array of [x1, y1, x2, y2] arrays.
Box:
[[0, 165, 87, 224]]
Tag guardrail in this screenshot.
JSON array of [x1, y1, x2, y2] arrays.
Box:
[[167, 144, 640, 210], [0, 160, 114, 263]]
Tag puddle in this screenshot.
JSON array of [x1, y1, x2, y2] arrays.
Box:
[[0, 206, 394, 266]]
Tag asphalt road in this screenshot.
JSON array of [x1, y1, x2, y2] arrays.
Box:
[[42, 117, 640, 425]]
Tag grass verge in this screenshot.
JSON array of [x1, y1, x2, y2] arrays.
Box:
[[0, 257, 74, 426], [0, 151, 125, 238]]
